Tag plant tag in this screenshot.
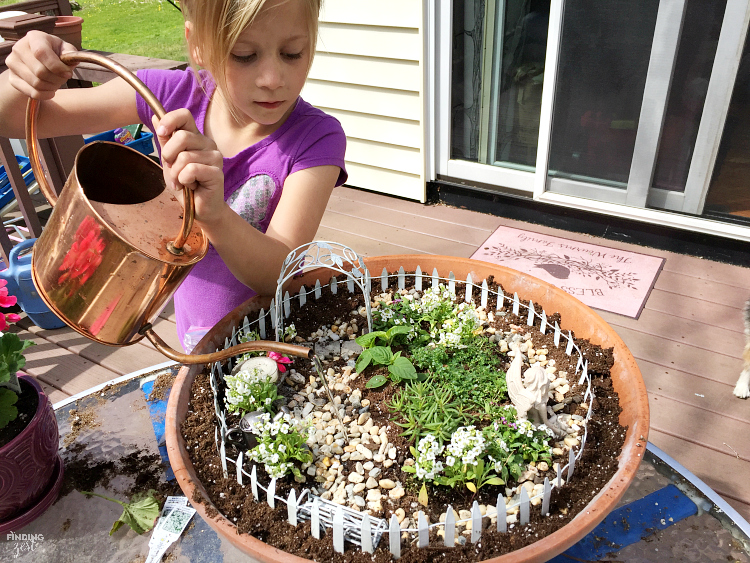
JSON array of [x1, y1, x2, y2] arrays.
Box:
[[145, 501, 195, 563]]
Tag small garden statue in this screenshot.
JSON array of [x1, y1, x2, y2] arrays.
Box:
[[506, 345, 567, 438]]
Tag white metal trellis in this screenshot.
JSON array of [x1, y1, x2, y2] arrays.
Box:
[[274, 241, 372, 342]]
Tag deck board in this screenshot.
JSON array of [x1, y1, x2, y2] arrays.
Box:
[[11, 184, 750, 522]]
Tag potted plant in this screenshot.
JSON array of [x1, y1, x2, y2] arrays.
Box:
[[0, 279, 63, 533], [166, 254, 649, 562]]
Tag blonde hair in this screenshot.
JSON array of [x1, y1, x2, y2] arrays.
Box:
[[181, 0, 322, 123]]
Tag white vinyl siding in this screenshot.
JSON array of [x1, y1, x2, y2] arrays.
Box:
[[302, 1, 426, 201]]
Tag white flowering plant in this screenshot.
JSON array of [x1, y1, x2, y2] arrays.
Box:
[[224, 365, 279, 415], [402, 426, 505, 493], [374, 285, 481, 350], [243, 412, 313, 479], [483, 417, 554, 483]]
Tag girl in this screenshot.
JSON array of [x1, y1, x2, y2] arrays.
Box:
[[0, 0, 347, 351]]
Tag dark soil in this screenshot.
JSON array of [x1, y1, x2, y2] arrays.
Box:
[[180, 276, 627, 561], [0, 378, 39, 448]]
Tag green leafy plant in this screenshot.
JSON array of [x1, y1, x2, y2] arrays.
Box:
[[81, 489, 160, 535], [356, 345, 417, 389], [411, 340, 508, 417], [388, 381, 467, 443], [0, 279, 34, 430], [355, 324, 411, 349]]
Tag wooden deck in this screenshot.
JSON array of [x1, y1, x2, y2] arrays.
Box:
[[14, 185, 750, 522]]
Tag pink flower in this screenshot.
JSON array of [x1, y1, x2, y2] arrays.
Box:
[[0, 280, 19, 330], [268, 351, 293, 373], [0, 279, 17, 309]]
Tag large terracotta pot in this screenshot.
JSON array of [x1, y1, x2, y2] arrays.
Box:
[[165, 255, 650, 562], [0, 375, 63, 532]]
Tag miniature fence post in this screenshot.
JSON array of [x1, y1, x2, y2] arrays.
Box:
[[251, 465, 259, 500], [567, 448, 576, 482], [333, 506, 345, 553], [389, 514, 401, 559], [565, 331, 574, 355], [267, 477, 276, 508], [236, 452, 243, 485], [242, 315, 250, 334], [270, 298, 277, 329], [432, 268, 439, 289], [381, 267, 388, 291], [415, 265, 423, 291], [578, 361, 588, 386], [220, 440, 228, 478], [471, 501, 481, 543], [540, 311, 547, 334], [527, 300, 535, 326], [283, 291, 291, 318], [347, 273, 355, 293], [448, 271, 456, 295], [298, 286, 307, 307], [331, 276, 338, 294], [481, 279, 488, 309], [311, 498, 321, 539], [287, 489, 298, 525], [512, 292, 520, 315], [497, 494, 507, 533], [496, 287, 504, 311], [542, 477, 551, 516], [554, 322, 561, 346], [464, 273, 472, 303], [398, 266, 405, 290], [556, 463, 563, 487], [417, 511, 428, 547], [520, 487, 530, 525], [361, 514, 374, 554], [445, 505, 456, 546], [259, 309, 266, 339], [314, 279, 322, 299]]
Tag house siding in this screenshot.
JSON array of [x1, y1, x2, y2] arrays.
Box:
[[303, 0, 426, 201]]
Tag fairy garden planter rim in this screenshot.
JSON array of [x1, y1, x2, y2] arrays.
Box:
[[165, 254, 650, 563]]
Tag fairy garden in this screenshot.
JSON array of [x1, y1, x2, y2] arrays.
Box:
[[178, 244, 629, 562]]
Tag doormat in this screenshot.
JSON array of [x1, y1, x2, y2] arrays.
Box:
[[471, 226, 665, 319]]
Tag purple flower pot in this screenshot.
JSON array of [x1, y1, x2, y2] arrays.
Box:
[[0, 375, 63, 531]]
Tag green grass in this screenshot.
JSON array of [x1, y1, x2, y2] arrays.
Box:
[[1, 0, 188, 62], [80, 0, 187, 61]]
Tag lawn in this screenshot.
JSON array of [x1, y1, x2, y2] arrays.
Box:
[[1, 0, 188, 62]]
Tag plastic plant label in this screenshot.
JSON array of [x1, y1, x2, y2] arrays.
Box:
[[145, 497, 195, 563]]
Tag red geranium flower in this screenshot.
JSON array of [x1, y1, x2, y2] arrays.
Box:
[[0, 279, 20, 330]]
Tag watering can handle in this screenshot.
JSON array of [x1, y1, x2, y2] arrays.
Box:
[[24, 51, 194, 255]]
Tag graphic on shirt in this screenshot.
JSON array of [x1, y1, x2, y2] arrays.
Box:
[[227, 174, 276, 230]]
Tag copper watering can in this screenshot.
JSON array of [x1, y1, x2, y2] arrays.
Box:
[[26, 52, 311, 364]]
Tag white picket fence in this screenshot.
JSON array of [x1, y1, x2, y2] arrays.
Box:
[[201, 244, 595, 556]]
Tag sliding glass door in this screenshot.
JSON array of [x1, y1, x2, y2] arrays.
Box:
[[438, 0, 750, 235]]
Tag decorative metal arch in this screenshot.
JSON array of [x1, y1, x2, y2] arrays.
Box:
[[274, 241, 372, 341]]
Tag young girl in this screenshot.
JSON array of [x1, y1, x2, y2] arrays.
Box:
[[0, 0, 347, 351]]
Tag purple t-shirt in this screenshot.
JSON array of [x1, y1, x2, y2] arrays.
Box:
[[135, 69, 347, 349]]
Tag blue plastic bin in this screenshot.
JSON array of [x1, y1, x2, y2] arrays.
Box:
[[0, 155, 35, 209], [84, 129, 155, 156]]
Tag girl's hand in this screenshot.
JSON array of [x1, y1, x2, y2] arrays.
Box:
[[5, 31, 79, 100], [151, 110, 226, 224]]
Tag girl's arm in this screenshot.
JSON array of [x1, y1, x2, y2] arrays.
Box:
[[153, 109, 340, 296], [0, 31, 140, 139], [205, 165, 340, 295]]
